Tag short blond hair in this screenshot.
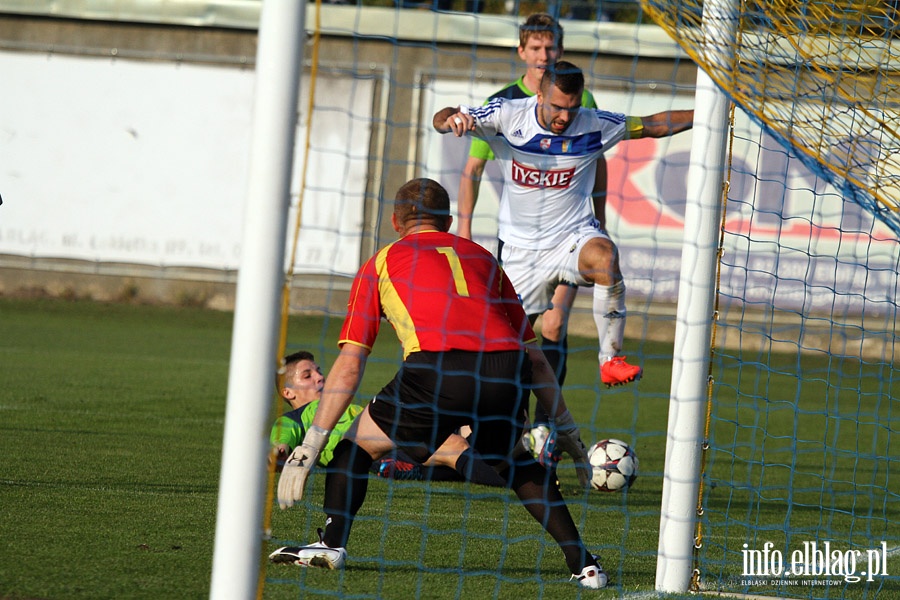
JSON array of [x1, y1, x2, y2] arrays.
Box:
[[519, 13, 563, 49]]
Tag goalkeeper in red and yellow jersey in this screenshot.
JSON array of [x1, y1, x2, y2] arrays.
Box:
[[271, 178, 606, 590]]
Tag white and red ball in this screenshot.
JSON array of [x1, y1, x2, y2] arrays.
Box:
[[588, 439, 638, 492]]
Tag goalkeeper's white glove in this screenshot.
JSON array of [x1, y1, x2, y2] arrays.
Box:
[[553, 410, 592, 488], [277, 425, 330, 509]]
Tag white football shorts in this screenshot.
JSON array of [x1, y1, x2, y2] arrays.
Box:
[[500, 223, 610, 316]]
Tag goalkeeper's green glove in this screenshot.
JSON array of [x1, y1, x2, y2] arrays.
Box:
[[277, 425, 330, 509], [553, 410, 592, 488]]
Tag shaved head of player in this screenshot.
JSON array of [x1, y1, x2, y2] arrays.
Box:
[[391, 178, 452, 234]]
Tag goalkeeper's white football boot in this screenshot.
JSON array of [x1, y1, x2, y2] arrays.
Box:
[[571, 556, 608, 589], [269, 528, 346, 569]]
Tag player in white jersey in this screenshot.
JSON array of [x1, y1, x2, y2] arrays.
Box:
[[466, 97, 623, 250], [459, 13, 603, 401], [434, 60, 693, 388]]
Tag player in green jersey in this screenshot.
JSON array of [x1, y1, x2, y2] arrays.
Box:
[[270, 350, 361, 468], [270, 350, 476, 481]]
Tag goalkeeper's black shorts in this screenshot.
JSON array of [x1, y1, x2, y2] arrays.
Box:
[[367, 349, 531, 465]]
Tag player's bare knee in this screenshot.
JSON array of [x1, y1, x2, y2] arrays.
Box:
[[425, 432, 471, 468], [579, 239, 618, 284], [541, 312, 566, 339], [352, 408, 395, 460], [442, 432, 471, 455]]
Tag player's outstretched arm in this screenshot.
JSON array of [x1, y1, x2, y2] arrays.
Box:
[[526, 343, 592, 487], [433, 107, 475, 136], [457, 155, 486, 240], [314, 344, 369, 431], [639, 109, 694, 138], [277, 426, 329, 509]]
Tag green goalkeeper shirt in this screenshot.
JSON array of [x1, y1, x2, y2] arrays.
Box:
[[270, 400, 363, 466]]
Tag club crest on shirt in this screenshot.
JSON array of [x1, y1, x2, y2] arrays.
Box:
[[540, 138, 551, 150], [511, 159, 575, 189]]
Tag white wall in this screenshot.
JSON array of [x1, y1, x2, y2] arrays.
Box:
[[0, 51, 372, 276], [1, 46, 894, 311]]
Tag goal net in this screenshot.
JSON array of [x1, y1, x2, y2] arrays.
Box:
[[245, 2, 898, 598], [642, 0, 900, 597]]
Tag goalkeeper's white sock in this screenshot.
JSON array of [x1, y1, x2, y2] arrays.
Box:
[[592, 280, 627, 363]]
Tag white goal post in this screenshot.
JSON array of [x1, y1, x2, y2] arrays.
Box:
[[208, 1, 736, 597], [209, 2, 307, 599], [655, 0, 737, 592]]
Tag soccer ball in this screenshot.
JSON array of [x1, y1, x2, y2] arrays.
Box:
[[588, 439, 638, 492]]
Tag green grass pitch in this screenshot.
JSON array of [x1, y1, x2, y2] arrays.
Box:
[[0, 297, 895, 599]]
